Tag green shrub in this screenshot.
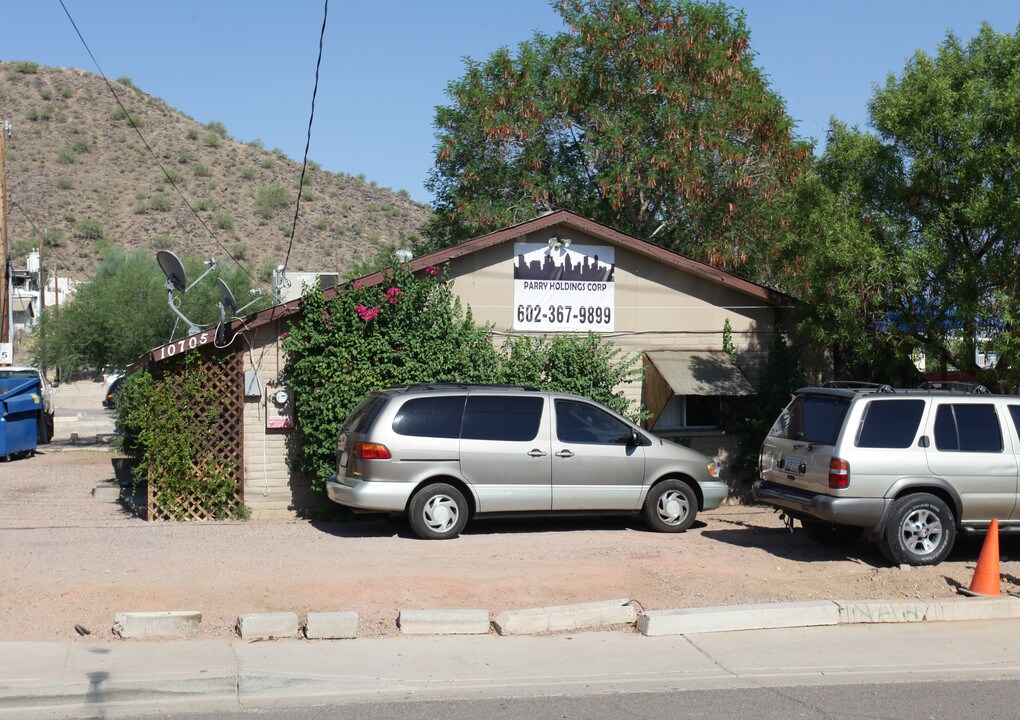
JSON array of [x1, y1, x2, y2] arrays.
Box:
[[204, 132, 221, 149], [71, 138, 90, 154], [239, 165, 256, 180], [206, 120, 228, 137], [301, 187, 314, 202], [110, 106, 144, 127], [149, 193, 172, 212], [26, 108, 39, 122], [163, 168, 183, 184], [116, 76, 135, 88], [74, 219, 105, 239], [193, 163, 210, 177], [40, 89, 52, 101], [247, 138, 264, 149], [186, 128, 199, 141], [56, 148, 75, 164], [60, 86, 73, 99], [150, 234, 174, 249], [227, 241, 247, 260], [255, 185, 291, 219], [55, 176, 73, 190], [260, 158, 274, 169], [279, 223, 294, 238], [15, 61, 39, 74], [314, 219, 329, 231], [195, 198, 217, 211], [213, 211, 234, 230]]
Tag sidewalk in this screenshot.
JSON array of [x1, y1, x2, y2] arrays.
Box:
[[50, 380, 116, 449], [3, 620, 1020, 719]]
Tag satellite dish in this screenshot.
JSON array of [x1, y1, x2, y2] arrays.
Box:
[[217, 278, 238, 314], [157, 250, 187, 292]]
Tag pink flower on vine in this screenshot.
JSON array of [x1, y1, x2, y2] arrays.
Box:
[[425, 265, 440, 276], [280, 332, 289, 339], [385, 287, 402, 304], [352, 279, 364, 289], [355, 304, 381, 321]]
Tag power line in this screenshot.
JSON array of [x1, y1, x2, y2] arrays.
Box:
[[281, 0, 329, 275], [57, 0, 266, 293]]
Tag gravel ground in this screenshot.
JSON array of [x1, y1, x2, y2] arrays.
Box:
[[2, 450, 1019, 643]]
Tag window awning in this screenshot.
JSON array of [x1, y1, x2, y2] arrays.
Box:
[[645, 351, 754, 397]]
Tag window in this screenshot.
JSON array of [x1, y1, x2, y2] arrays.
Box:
[[657, 395, 722, 429], [341, 394, 387, 434], [771, 395, 850, 445], [391, 396, 465, 439], [462, 396, 543, 442], [855, 399, 924, 449], [933, 404, 1003, 453], [555, 400, 634, 444]]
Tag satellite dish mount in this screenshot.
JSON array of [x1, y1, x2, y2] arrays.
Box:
[[156, 250, 216, 337]]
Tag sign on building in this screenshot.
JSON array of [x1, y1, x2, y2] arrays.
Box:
[[513, 242, 615, 332]]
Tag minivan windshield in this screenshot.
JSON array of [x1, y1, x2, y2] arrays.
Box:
[[770, 394, 851, 446]]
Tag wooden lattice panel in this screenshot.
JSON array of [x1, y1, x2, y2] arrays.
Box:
[[146, 348, 245, 521]]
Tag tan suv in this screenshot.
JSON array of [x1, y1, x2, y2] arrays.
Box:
[[753, 382, 1020, 566]]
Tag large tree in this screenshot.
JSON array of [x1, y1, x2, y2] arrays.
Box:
[[425, 0, 810, 278], [787, 24, 1020, 389]]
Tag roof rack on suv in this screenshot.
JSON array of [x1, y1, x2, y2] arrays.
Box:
[[820, 380, 896, 394], [918, 380, 990, 394], [389, 382, 542, 392]]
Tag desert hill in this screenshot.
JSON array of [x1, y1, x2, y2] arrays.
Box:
[[0, 60, 431, 284]]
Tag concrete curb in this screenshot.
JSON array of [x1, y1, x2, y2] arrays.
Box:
[[638, 600, 838, 636], [112, 611, 201, 639], [236, 613, 300, 641], [836, 596, 1020, 624], [398, 609, 490, 635], [493, 598, 637, 635]]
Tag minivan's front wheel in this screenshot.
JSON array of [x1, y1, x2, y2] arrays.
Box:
[[879, 493, 956, 566], [409, 483, 469, 540], [643, 480, 697, 533]]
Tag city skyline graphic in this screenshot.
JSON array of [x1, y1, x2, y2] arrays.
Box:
[[514, 248, 615, 283]]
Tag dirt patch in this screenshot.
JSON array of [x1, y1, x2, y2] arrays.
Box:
[[2, 450, 1018, 642]]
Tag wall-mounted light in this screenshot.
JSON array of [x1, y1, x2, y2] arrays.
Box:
[[547, 235, 572, 249]]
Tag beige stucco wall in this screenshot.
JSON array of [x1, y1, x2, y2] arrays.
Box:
[[241, 320, 327, 520]]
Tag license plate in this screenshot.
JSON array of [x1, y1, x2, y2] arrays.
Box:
[[339, 451, 349, 469], [781, 456, 803, 473]]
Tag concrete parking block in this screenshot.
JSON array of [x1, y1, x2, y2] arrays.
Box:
[[91, 484, 122, 500], [493, 599, 636, 635], [398, 609, 490, 635], [638, 601, 839, 636], [305, 612, 359, 639], [837, 596, 1020, 624], [113, 611, 201, 639], [236, 612, 300, 641]]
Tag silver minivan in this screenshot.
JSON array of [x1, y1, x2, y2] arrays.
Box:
[[327, 384, 727, 539], [754, 382, 1020, 565]]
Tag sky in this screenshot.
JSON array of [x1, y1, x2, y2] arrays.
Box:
[[3, 1, 1019, 205]]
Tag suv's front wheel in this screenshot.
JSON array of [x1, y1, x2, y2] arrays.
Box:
[[879, 493, 956, 566], [408, 483, 469, 540]]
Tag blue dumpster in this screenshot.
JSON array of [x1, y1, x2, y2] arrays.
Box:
[[0, 377, 42, 459]]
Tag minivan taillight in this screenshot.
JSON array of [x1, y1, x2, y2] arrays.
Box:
[[353, 442, 391, 460], [758, 444, 764, 476], [828, 458, 849, 488]]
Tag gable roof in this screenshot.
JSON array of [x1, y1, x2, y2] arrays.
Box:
[[139, 210, 795, 364]]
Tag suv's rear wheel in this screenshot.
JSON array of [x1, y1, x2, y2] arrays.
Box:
[[643, 480, 698, 532], [879, 493, 956, 566], [408, 483, 469, 540], [802, 520, 864, 546]]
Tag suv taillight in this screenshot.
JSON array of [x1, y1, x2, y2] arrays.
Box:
[[352, 442, 391, 460], [828, 458, 849, 488]]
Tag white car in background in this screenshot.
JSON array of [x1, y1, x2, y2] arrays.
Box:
[[0, 366, 54, 443]]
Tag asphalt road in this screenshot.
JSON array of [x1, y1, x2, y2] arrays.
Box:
[[99, 679, 1020, 720]]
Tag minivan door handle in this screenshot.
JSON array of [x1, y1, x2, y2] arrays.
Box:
[[527, 449, 548, 457], [555, 449, 575, 458]]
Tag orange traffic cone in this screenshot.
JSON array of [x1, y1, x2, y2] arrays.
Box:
[[961, 518, 1000, 597]]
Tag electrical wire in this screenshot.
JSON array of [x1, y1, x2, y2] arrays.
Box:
[[57, 0, 267, 294], [9, 196, 86, 283], [281, 0, 329, 275]]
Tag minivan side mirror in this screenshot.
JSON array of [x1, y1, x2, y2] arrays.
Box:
[[630, 428, 641, 446]]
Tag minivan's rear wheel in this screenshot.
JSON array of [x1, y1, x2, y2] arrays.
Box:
[[801, 520, 864, 546], [643, 480, 697, 533], [408, 483, 469, 540], [879, 493, 956, 566]]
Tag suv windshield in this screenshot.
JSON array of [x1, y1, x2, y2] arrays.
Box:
[[770, 394, 851, 446]]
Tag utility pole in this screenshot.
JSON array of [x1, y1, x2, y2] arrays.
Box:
[[0, 119, 11, 364], [38, 230, 45, 311]]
